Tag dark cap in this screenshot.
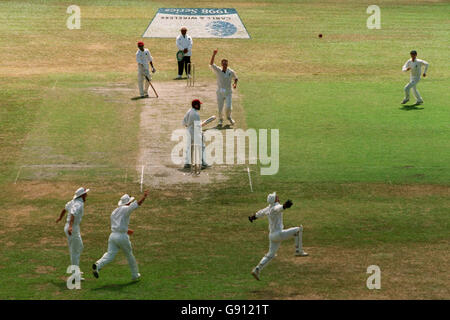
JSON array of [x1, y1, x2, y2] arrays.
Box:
[[192, 99, 202, 108], [410, 50, 417, 55]]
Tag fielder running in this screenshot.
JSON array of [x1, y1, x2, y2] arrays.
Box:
[[248, 192, 308, 281], [136, 41, 156, 98], [401, 50, 429, 105], [209, 49, 238, 127], [182, 99, 210, 170], [56, 187, 89, 279], [92, 190, 149, 281]]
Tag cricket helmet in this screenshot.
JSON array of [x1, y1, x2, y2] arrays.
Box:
[[267, 192, 277, 204]]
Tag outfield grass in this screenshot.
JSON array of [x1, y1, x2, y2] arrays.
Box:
[[0, 0, 449, 299]]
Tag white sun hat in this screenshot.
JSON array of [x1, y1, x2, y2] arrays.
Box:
[[73, 187, 90, 199], [118, 194, 135, 206], [267, 192, 277, 204]]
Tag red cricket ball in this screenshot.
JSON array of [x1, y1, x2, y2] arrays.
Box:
[[319, 34, 323, 38]]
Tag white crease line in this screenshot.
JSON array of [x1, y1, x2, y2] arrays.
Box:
[[247, 167, 253, 192], [140, 165, 145, 192], [14, 166, 23, 184]]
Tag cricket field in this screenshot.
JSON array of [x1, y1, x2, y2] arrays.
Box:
[[0, 0, 449, 299]]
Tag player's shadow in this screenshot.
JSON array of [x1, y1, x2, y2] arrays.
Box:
[[210, 124, 232, 130], [130, 96, 157, 101], [400, 104, 424, 111], [91, 281, 140, 292]]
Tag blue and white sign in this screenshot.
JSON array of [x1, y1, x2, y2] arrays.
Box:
[[142, 8, 250, 39]]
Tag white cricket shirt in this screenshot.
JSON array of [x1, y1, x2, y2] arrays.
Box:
[[210, 64, 238, 94], [65, 198, 84, 233], [136, 48, 153, 67], [176, 34, 193, 56], [182, 107, 202, 141], [402, 58, 429, 80], [110, 201, 139, 233], [255, 202, 284, 234]]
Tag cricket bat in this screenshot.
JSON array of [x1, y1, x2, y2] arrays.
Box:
[[201, 115, 216, 127]]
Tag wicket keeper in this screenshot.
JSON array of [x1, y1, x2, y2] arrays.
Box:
[[249, 192, 308, 281]]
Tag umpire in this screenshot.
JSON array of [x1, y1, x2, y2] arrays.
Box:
[[176, 26, 193, 79]]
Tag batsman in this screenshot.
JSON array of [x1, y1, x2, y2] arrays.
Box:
[[136, 41, 156, 98], [249, 192, 308, 281], [182, 99, 211, 170]]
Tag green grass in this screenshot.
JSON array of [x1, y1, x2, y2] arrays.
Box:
[[242, 79, 450, 183], [0, 0, 449, 300]]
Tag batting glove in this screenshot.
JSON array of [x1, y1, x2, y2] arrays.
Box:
[[248, 215, 257, 223], [283, 199, 293, 209], [152, 67, 156, 73]]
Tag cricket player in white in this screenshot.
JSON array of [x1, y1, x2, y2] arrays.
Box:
[[401, 50, 429, 105], [182, 99, 209, 169], [92, 191, 149, 281], [209, 49, 238, 127], [56, 187, 89, 279], [248, 192, 308, 281], [176, 26, 193, 79], [136, 41, 156, 98]]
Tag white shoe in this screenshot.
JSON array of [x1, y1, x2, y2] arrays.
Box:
[[295, 251, 309, 257], [251, 267, 260, 281], [228, 118, 235, 125], [218, 119, 223, 127], [176, 75, 182, 79], [132, 273, 141, 281], [187, 74, 191, 79], [416, 100, 423, 105], [401, 98, 409, 104]]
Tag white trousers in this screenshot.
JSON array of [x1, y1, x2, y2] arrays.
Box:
[[184, 131, 206, 165], [216, 89, 232, 121], [96, 232, 139, 277], [257, 226, 303, 271], [138, 64, 151, 96], [404, 78, 423, 102], [64, 224, 83, 267]]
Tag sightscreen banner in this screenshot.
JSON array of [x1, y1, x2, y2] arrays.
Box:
[[142, 8, 251, 39]]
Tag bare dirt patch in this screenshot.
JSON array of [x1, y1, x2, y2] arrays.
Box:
[[2, 206, 36, 229], [254, 242, 450, 299], [342, 183, 450, 198], [36, 265, 57, 274], [12, 181, 78, 200]]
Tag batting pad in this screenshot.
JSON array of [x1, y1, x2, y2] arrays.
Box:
[[142, 8, 251, 39]]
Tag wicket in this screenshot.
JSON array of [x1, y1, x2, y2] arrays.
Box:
[[187, 63, 195, 87], [191, 143, 201, 175]]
